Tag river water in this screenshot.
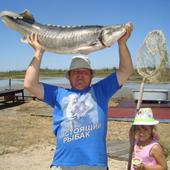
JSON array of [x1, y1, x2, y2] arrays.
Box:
[[0, 77, 170, 91]]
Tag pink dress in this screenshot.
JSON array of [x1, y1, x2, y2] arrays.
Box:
[[131, 140, 159, 170]]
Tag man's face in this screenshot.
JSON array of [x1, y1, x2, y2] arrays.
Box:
[[69, 68, 93, 90]]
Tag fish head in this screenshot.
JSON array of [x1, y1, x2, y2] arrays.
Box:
[[101, 24, 126, 47], [0, 10, 35, 37]]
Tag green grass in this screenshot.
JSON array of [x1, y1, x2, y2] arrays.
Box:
[[0, 68, 170, 83]]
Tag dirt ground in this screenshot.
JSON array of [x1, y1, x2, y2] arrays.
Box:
[[0, 99, 170, 170]]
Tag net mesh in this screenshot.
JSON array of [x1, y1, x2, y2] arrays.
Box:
[[137, 30, 169, 82]]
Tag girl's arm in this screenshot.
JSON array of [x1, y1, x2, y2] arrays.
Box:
[[143, 144, 167, 170]]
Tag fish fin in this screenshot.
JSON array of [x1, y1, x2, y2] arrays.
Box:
[[21, 36, 28, 43], [76, 41, 101, 54], [19, 9, 35, 24], [89, 41, 99, 46], [76, 46, 97, 54], [77, 46, 93, 51]]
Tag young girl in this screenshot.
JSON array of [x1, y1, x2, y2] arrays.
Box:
[[129, 108, 167, 170]]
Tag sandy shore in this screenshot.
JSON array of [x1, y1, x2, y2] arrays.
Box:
[[0, 144, 129, 170], [0, 87, 170, 170], [0, 143, 169, 170], [0, 99, 130, 170]]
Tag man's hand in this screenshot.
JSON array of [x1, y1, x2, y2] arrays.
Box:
[[118, 22, 133, 45], [27, 33, 45, 54]]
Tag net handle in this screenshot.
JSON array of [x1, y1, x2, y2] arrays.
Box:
[[136, 77, 145, 110], [127, 77, 145, 170]]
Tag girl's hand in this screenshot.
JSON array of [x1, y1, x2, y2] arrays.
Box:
[[133, 163, 144, 170]]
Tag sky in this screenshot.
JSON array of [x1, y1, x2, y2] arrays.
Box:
[[0, 0, 170, 72]]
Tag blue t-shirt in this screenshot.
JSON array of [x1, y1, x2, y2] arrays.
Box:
[[43, 72, 121, 167]]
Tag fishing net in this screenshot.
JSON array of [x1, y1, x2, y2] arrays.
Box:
[[136, 30, 169, 110]]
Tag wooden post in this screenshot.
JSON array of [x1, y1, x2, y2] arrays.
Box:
[[9, 78, 11, 89]]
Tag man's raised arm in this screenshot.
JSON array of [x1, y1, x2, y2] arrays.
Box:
[[24, 33, 44, 100], [116, 23, 133, 85]]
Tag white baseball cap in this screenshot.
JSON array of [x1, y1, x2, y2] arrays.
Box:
[[133, 108, 159, 125], [65, 55, 95, 78]]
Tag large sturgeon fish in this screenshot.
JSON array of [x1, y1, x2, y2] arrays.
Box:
[[0, 10, 129, 54]]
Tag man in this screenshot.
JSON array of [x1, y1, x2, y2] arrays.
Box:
[[24, 23, 133, 170]]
